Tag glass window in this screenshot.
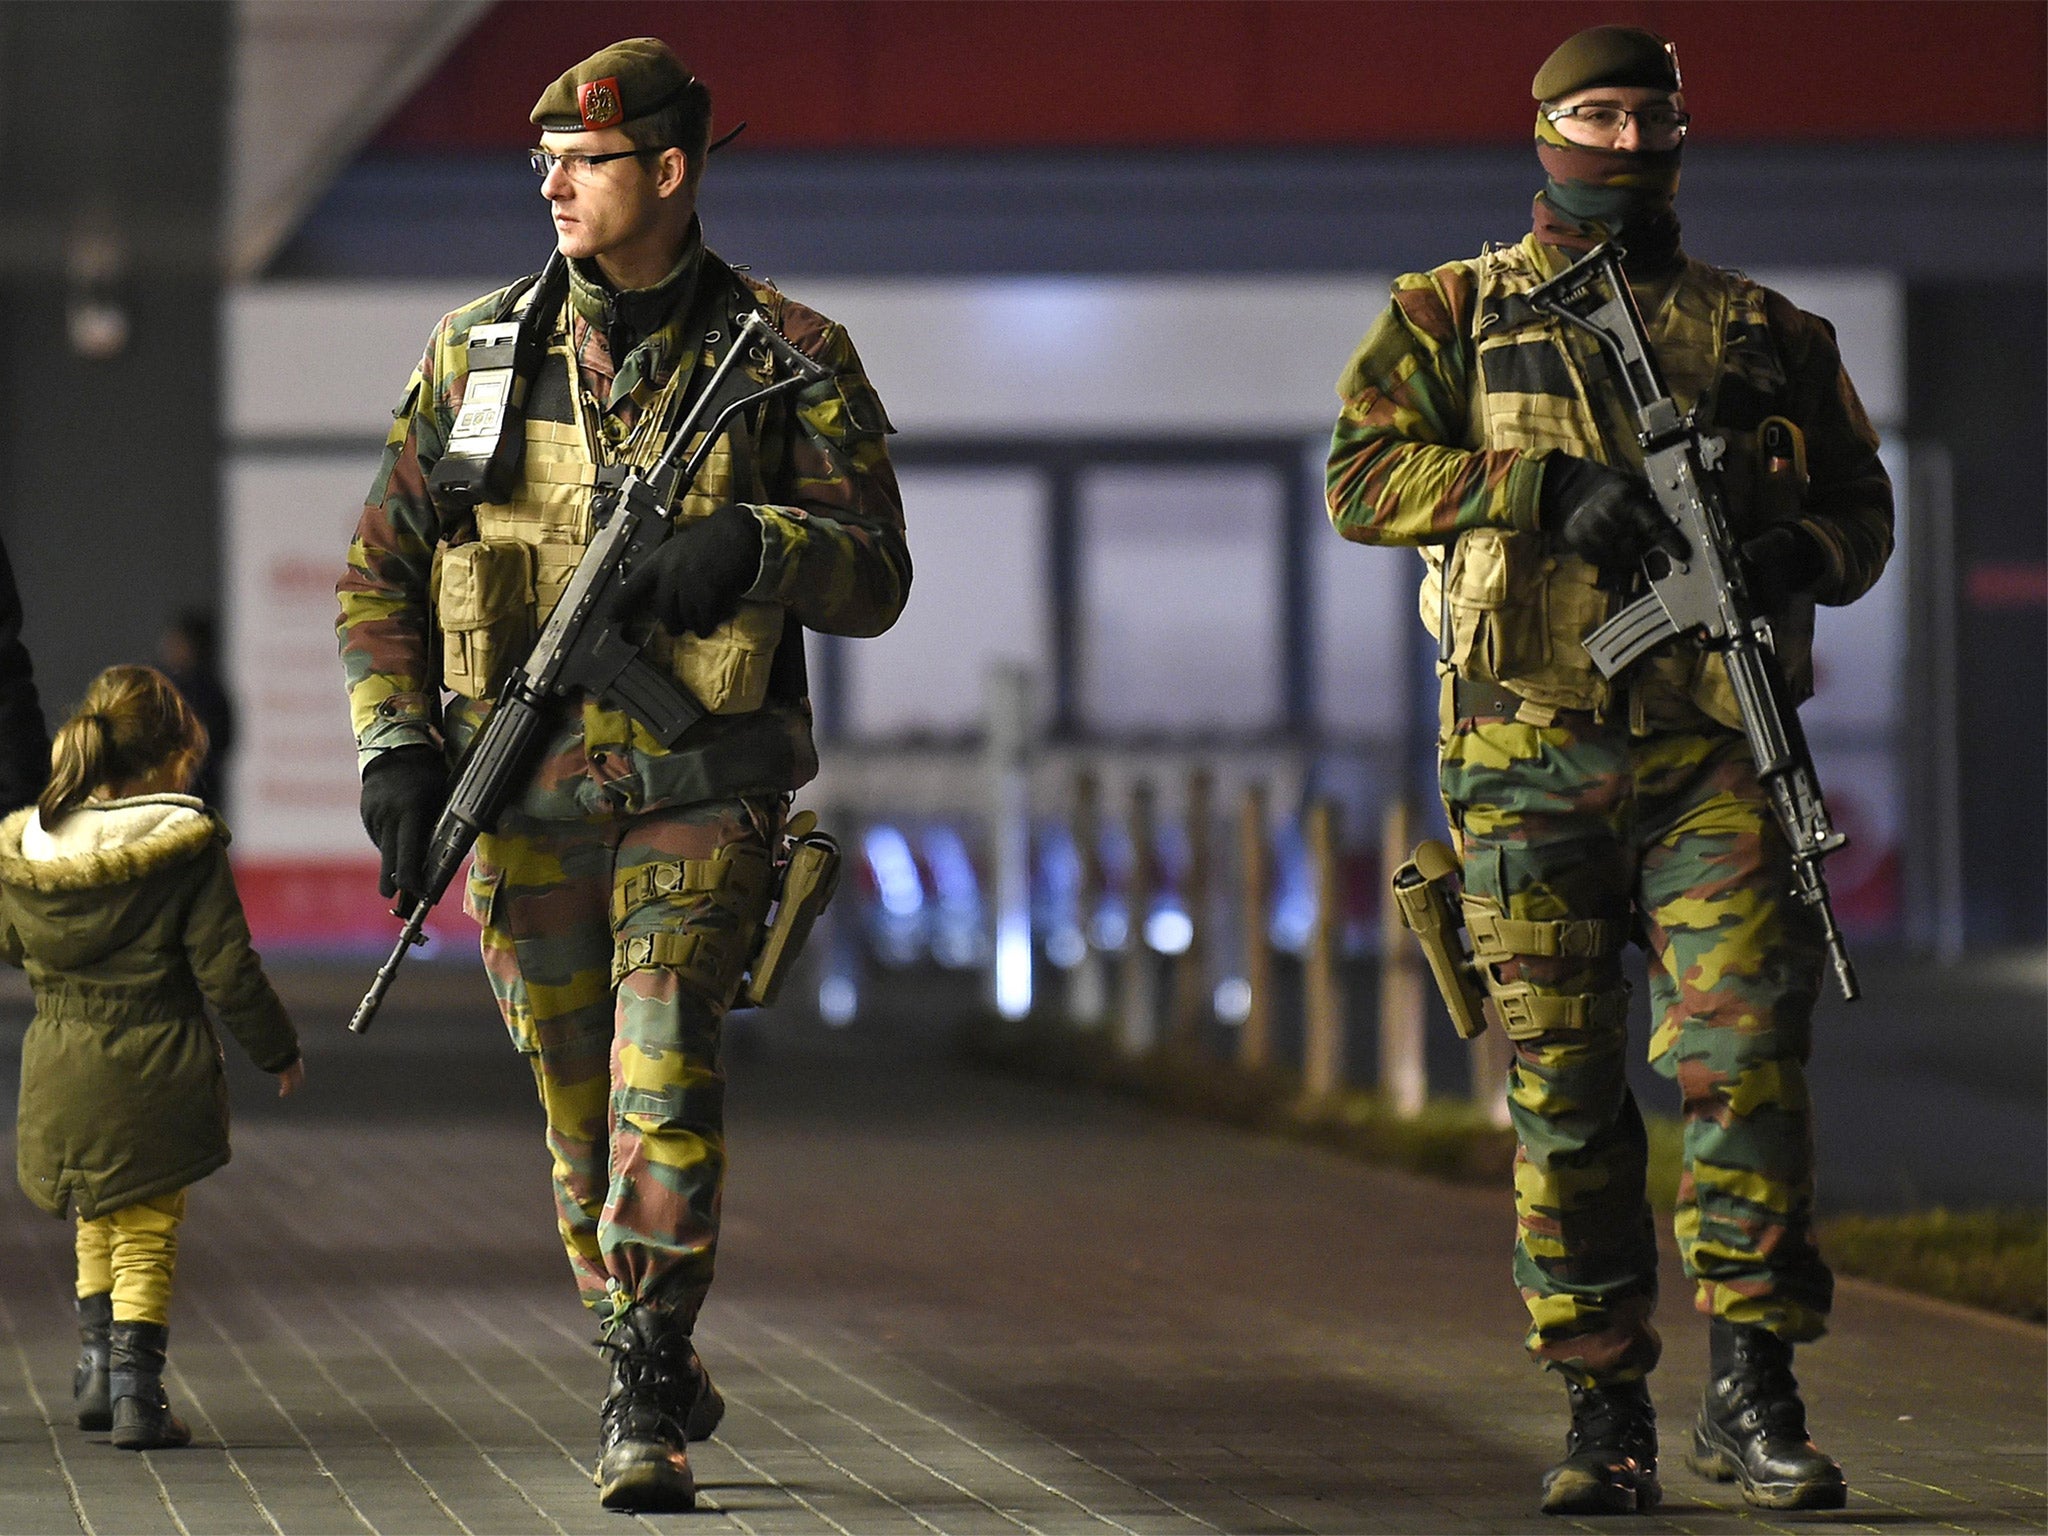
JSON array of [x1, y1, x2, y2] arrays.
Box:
[[843, 467, 1051, 736], [1078, 464, 1283, 733], [1313, 432, 1414, 741]]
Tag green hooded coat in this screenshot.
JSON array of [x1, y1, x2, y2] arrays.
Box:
[[0, 795, 298, 1220]]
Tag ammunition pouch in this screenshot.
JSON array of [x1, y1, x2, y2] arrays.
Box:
[[1390, 840, 1491, 1040], [660, 590, 785, 718], [742, 810, 842, 1008], [431, 540, 535, 700], [1450, 675, 1530, 724]]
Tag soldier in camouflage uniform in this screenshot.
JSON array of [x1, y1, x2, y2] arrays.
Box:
[[1326, 26, 1889, 1518], [336, 38, 908, 1513]]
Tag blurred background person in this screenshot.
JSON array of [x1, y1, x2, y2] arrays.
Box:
[[157, 611, 237, 814], [0, 534, 50, 817]]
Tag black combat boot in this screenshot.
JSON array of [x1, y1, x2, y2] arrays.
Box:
[[108, 1320, 192, 1451], [1540, 1378, 1661, 1515], [682, 1338, 725, 1442], [73, 1293, 112, 1431], [1688, 1320, 1846, 1509], [595, 1305, 698, 1511]]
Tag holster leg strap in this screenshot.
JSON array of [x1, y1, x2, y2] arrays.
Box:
[[1461, 900, 1628, 965], [1488, 982, 1630, 1040]]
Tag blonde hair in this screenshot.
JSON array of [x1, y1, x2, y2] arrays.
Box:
[[39, 666, 209, 826]]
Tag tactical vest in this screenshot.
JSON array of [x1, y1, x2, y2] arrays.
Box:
[[1420, 235, 1814, 729], [432, 259, 785, 722]]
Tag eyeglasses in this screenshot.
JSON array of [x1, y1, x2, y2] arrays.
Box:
[[528, 147, 649, 181], [1544, 103, 1691, 144]]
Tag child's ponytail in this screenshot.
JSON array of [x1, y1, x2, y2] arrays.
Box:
[[41, 710, 116, 826], [38, 667, 209, 827]]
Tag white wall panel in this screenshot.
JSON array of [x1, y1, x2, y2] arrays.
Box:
[[843, 467, 1050, 737], [229, 282, 480, 438], [1806, 441, 1910, 735], [1314, 527, 1414, 739], [231, 276, 1397, 440], [224, 455, 380, 856], [1079, 465, 1282, 733], [230, 270, 1899, 442], [1747, 269, 1905, 429]]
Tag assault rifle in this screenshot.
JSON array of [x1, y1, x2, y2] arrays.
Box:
[[348, 311, 828, 1033], [1527, 242, 1859, 1001]]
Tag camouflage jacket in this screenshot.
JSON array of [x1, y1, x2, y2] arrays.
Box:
[[1326, 235, 1892, 723], [338, 229, 909, 818]]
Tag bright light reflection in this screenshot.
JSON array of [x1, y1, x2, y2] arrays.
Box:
[[1144, 906, 1194, 955], [995, 921, 1032, 1021], [1089, 906, 1129, 951], [819, 974, 858, 1028], [1214, 976, 1253, 1025], [1045, 925, 1087, 969], [863, 825, 924, 917]]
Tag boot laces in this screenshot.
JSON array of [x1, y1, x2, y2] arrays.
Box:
[[597, 1328, 694, 1439]]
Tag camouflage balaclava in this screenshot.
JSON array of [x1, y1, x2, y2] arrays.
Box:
[[1530, 26, 1685, 274]]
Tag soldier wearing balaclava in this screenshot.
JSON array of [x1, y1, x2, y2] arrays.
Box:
[[1326, 24, 1892, 1517]]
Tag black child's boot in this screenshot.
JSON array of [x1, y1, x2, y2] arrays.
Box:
[[108, 1320, 192, 1451], [1540, 1378, 1661, 1515], [1688, 1319, 1847, 1510], [595, 1305, 698, 1512], [73, 1293, 112, 1431]]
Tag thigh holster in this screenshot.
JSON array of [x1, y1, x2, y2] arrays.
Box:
[[610, 845, 773, 1002], [1461, 897, 1629, 1041]]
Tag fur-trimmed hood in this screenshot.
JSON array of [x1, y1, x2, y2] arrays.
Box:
[[1, 795, 298, 1222], [0, 796, 220, 892], [0, 796, 227, 972]]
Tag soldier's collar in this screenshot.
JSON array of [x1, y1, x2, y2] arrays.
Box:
[[565, 226, 704, 335]]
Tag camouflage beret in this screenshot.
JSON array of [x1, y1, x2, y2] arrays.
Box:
[[531, 37, 698, 133], [1532, 26, 1682, 102]]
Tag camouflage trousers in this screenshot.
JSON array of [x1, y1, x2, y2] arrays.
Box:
[[1439, 710, 1833, 1387], [465, 796, 778, 1332]]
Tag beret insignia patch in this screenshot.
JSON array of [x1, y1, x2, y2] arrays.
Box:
[[578, 77, 623, 130]]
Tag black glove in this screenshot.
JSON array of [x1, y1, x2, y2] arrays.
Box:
[[609, 505, 764, 639], [1540, 453, 1689, 576], [359, 744, 446, 900], [1739, 523, 1828, 611]]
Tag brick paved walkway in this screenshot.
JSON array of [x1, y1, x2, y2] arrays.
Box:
[[0, 965, 2039, 1534]]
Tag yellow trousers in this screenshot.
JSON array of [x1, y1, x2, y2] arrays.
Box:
[[75, 1191, 186, 1327]]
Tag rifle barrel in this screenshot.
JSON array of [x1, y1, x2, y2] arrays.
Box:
[[348, 902, 429, 1035]]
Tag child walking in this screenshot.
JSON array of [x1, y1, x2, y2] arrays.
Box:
[[0, 665, 301, 1449]]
